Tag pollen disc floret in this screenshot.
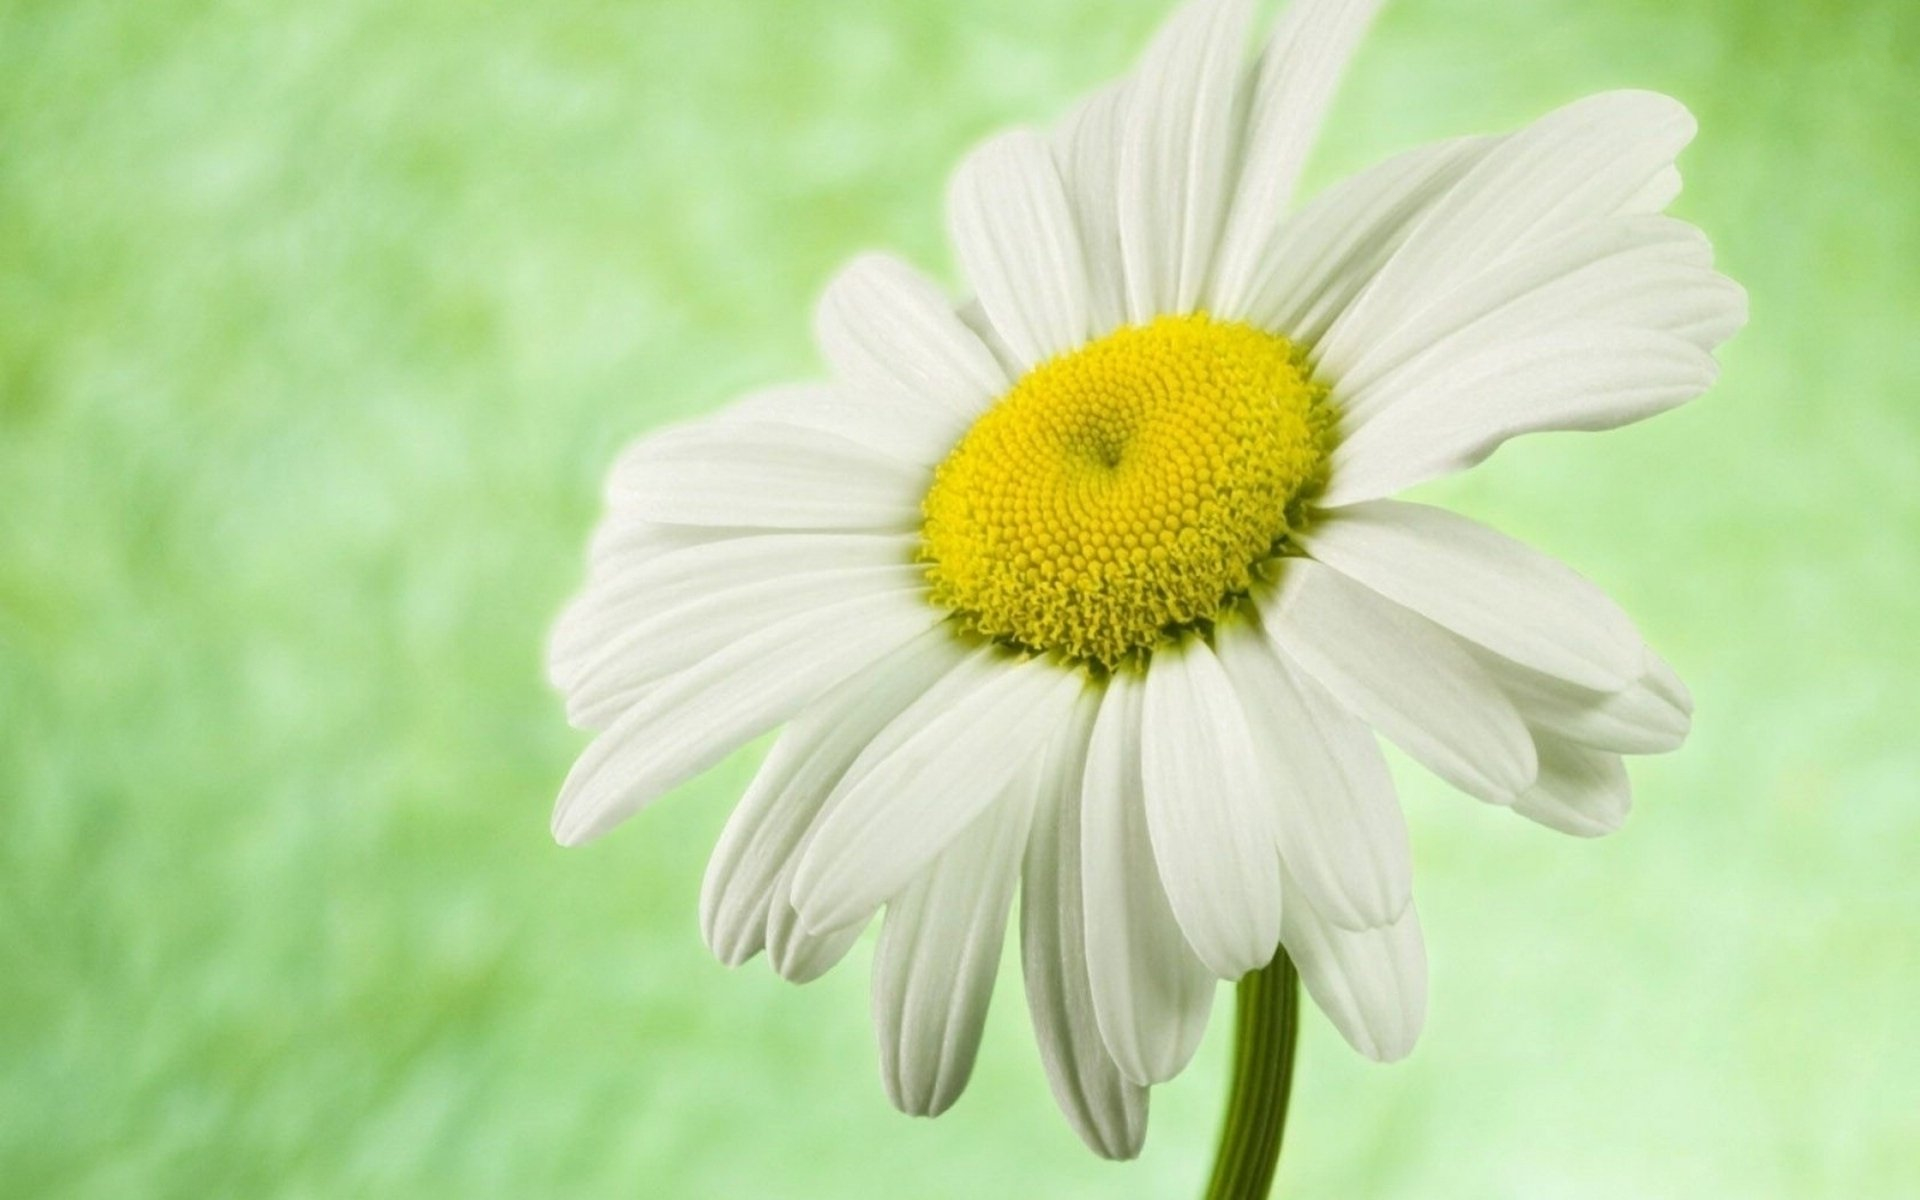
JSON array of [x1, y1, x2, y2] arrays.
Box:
[[921, 313, 1333, 667]]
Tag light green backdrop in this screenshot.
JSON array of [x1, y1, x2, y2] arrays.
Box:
[[3, 0, 1916, 1195]]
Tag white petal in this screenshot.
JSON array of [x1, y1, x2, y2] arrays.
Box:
[[1643, 648, 1693, 718], [549, 589, 944, 846], [1321, 322, 1718, 507], [550, 532, 915, 692], [549, 518, 720, 688], [1259, 559, 1537, 803], [1511, 735, 1632, 837], [955, 297, 1023, 380], [1080, 672, 1216, 1085], [1315, 90, 1699, 379], [1282, 874, 1426, 1061], [702, 382, 950, 466], [762, 893, 865, 985], [815, 253, 1009, 435], [1209, 0, 1383, 314], [1299, 501, 1643, 691], [562, 564, 926, 730], [699, 626, 965, 968], [1215, 618, 1409, 931], [1334, 215, 1743, 423], [1117, 0, 1255, 320], [1622, 161, 1683, 213], [1222, 135, 1495, 336], [1020, 691, 1150, 1159], [1471, 645, 1691, 755], [790, 648, 1084, 933], [1139, 634, 1284, 978], [581, 506, 726, 571], [1052, 84, 1132, 338], [611, 419, 929, 529], [873, 779, 1038, 1117], [948, 129, 1092, 368]]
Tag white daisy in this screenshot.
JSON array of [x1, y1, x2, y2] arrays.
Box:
[[547, 0, 1743, 1162]]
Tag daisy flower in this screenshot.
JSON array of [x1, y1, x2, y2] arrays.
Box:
[[546, 0, 1744, 1168]]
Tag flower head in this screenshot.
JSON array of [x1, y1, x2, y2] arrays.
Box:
[[548, 0, 1743, 1159]]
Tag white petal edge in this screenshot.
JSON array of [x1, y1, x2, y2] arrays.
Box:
[[790, 648, 1085, 934], [702, 381, 955, 467], [1510, 734, 1633, 837], [1081, 671, 1216, 1085], [1051, 84, 1133, 339], [1321, 322, 1718, 507], [815, 253, 1009, 435], [562, 564, 927, 730], [1221, 135, 1497, 337], [1315, 90, 1699, 380], [948, 129, 1092, 369], [1117, 0, 1255, 320], [762, 890, 866, 985], [872, 776, 1039, 1116], [611, 419, 928, 530], [1020, 690, 1150, 1159], [1282, 872, 1426, 1061], [1215, 618, 1410, 931], [1469, 643, 1692, 756], [699, 625, 965, 968], [1332, 215, 1742, 421], [550, 532, 916, 693], [1299, 500, 1643, 692], [549, 588, 944, 845], [1139, 634, 1285, 978], [1209, 0, 1383, 314], [1259, 559, 1537, 803]]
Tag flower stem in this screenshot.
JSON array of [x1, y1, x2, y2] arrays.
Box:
[[1202, 949, 1300, 1200]]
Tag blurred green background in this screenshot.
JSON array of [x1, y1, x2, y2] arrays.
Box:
[[4, 0, 1916, 1195]]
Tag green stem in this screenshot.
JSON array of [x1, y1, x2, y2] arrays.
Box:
[[1202, 949, 1300, 1200]]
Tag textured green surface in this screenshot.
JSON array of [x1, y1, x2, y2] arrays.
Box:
[[3, 0, 1917, 1195]]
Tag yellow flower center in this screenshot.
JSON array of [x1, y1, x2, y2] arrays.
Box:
[[920, 313, 1333, 668]]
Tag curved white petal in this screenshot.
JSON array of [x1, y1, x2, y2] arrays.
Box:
[[1223, 135, 1496, 337], [1117, 0, 1255, 320], [1643, 648, 1693, 718], [790, 648, 1084, 933], [948, 129, 1092, 369], [1051, 84, 1132, 338], [1215, 618, 1409, 931], [955, 297, 1022, 380], [1470, 644, 1692, 756], [762, 893, 866, 985], [549, 518, 722, 687], [1299, 501, 1643, 692], [550, 532, 915, 692], [1282, 873, 1426, 1062], [611, 419, 928, 530], [1322, 322, 1717, 506], [1334, 215, 1743, 425], [1081, 672, 1216, 1085], [583, 501, 732, 567], [1259, 559, 1537, 803], [562, 564, 926, 729], [815, 253, 1009, 437], [1020, 692, 1150, 1160], [1209, 0, 1383, 314], [1511, 734, 1632, 838], [1315, 90, 1699, 379], [701, 382, 952, 466], [699, 626, 965, 967], [549, 589, 944, 845], [1139, 634, 1284, 978], [873, 777, 1039, 1116]]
